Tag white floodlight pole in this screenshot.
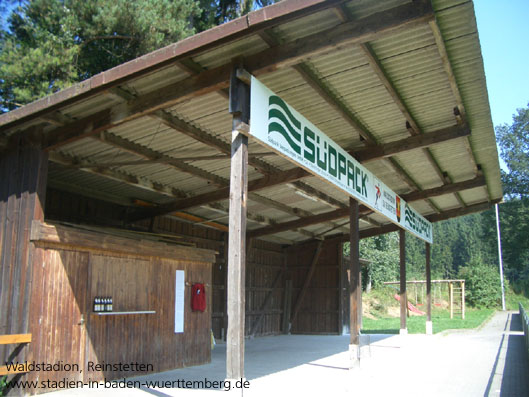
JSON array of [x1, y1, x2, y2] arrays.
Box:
[[495, 203, 506, 311]]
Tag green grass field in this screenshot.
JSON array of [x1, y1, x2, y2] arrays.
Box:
[[361, 307, 495, 334]]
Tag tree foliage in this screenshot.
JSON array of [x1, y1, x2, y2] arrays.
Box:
[[196, 0, 277, 30], [0, 0, 278, 111], [458, 261, 501, 308], [496, 105, 529, 199], [1, 0, 201, 109]]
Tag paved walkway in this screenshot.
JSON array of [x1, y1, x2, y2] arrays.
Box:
[[42, 311, 529, 396]]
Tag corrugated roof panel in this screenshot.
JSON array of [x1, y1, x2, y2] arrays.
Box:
[[0, 0, 502, 244], [344, 0, 409, 20], [458, 185, 487, 204], [410, 199, 435, 215], [310, 46, 368, 78], [123, 64, 189, 97], [322, 68, 380, 100], [370, 30, 435, 63], [170, 91, 228, 125], [48, 163, 176, 205], [348, 101, 407, 142], [59, 95, 118, 121], [192, 35, 268, 70], [435, 1, 478, 41], [393, 149, 444, 189], [404, 88, 456, 129], [429, 139, 476, 181], [269, 8, 340, 43], [258, 67, 307, 94], [58, 137, 119, 159], [431, 194, 459, 211]]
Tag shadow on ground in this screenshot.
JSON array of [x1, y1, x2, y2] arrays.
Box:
[[484, 312, 529, 397], [131, 333, 393, 393]]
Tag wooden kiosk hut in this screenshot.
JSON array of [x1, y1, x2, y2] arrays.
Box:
[[0, 0, 502, 394]]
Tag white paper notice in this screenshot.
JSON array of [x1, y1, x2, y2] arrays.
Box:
[[175, 270, 185, 333]]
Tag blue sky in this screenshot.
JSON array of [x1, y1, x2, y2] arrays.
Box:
[[474, 0, 529, 128]]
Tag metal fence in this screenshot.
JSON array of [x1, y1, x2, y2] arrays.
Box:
[[519, 303, 529, 357]]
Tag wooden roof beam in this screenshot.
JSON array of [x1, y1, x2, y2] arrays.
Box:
[[360, 43, 422, 135], [248, 175, 487, 238], [205, 201, 317, 239], [358, 199, 500, 239], [287, 181, 347, 209], [293, 63, 377, 144], [39, 1, 433, 150], [428, 21, 466, 119], [97, 131, 229, 187], [107, 86, 278, 176], [151, 110, 276, 175], [353, 124, 470, 162], [127, 166, 309, 222], [49, 151, 188, 199], [360, 43, 449, 180], [360, 42, 466, 210], [96, 125, 321, 228], [41, 101, 336, 228]]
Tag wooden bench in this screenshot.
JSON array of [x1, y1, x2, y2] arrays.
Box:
[[0, 333, 32, 375]]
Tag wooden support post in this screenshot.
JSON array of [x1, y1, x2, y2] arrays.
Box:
[[223, 233, 228, 341], [461, 281, 465, 320], [449, 282, 454, 319], [338, 242, 344, 335], [426, 242, 432, 334], [349, 197, 360, 367], [226, 67, 249, 381], [358, 267, 362, 330], [399, 229, 407, 334]]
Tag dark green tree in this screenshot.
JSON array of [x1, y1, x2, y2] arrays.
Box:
[[496, 104, 529, 199], [0, 0, 202, 110], [489, 105, 529, 291], [0, 0, 278, 111]]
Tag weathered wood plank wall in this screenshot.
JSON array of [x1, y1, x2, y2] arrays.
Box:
[[287, 239, 342, 335], [0, 141, 47, 369], [44, 188, 288, 339], [27, 229, 213, 394]]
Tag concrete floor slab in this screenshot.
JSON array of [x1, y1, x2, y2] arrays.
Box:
[[34, 311, 529, 396]]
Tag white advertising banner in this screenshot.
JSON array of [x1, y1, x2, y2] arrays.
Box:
[[249, 76, 433, 243]]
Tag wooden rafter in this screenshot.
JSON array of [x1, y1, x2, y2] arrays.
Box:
[[128, 167, 308, 221], [353, 125, 470, 162], [49, 151, 188, 198], [360, 35, 481, 210], [98, 131, 229, 186], [43, 104, 319, 235], [428, 18, 482, 195], [360, 42, 457, 209], [287, 54, 440, 212], [428, 21, 466, 118], [357, 199, 500, 239], [36, 1, 433, 150], [293, 63, 377, 143], [204, 202, 317, 239], [249, 189, 349, 233], [248, 175, 487, 238]]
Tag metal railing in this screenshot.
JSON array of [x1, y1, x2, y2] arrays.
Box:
[[519, 303, 529, 357]]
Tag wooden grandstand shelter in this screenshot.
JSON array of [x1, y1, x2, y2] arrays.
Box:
[[1, 0, 502, 393]]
